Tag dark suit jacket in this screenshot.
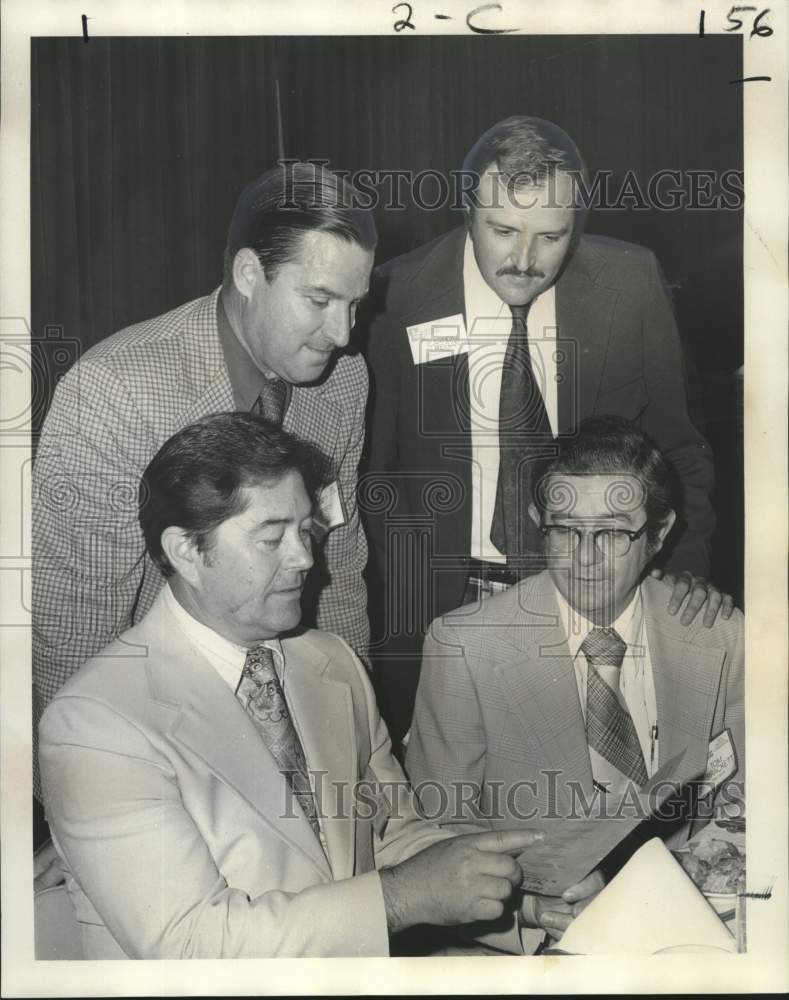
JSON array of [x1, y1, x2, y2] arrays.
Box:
[[360, 228, 715, 741]]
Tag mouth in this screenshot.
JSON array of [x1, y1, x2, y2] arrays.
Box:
[[498, 271, 544, 282]]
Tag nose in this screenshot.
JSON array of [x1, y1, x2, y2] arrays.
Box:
[[323, 304, 352, 349], [512, 235, 536, 274], [285, 530, 314, 574], [575, 531, 602, 568]]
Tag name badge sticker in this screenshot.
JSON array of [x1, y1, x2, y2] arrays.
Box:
[[406, 314, 468, 364], [702, 728, 738, 793], [313, 480, 346, 541]]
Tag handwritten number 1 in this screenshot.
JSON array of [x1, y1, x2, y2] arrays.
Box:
[[392, 2, 415, 31]]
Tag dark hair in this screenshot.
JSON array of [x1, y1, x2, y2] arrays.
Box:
[[531, 416, 679, 549], [223, 161, 377, 284], [461, 116, 589, 236], [139, 413, 330, 578]]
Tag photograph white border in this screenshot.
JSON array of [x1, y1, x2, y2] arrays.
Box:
[[2, 1, 786, 994]]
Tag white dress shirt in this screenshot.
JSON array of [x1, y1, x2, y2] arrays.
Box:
[[552, 583, 659, 777], [164, 582, 285, 689], [463, 233, 558, 562]]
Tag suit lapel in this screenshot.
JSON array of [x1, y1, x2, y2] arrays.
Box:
[[280, 637, 358, 881], [403, 228, 469, 442], [179, 289, 235, 422], [399, 227, 467, 329], [142, 598, 331, 880], [555, 243, 619, 432], [643, 581, 724, 787], [284, 382, 341, 469], [493, 580, 594, 813]]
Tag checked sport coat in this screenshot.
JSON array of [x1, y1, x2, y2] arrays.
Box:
[[32, 289, 370, 723]]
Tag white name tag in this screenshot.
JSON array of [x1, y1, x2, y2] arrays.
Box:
[[406, 314, 468, 364], [314, 480, 346, 540], [702, 728, 738, 792]]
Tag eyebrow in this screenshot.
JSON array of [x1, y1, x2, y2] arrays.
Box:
[[548, 513, 637, 524], [299, 284, 339, 298], [484, 220, 570, 235], [251, 509, 315, 528], [250, 518, 292, 530]]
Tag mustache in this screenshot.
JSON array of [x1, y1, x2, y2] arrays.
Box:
[[497, 266, 546, 279]]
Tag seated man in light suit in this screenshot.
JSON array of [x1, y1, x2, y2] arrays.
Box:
[[406, 416, 744, 945], [38, 413, 543, 958]]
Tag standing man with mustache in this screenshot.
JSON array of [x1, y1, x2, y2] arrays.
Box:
[[361, 116, 728, 749]]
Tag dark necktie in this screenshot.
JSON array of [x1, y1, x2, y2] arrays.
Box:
[[582, 627, 649, 790], [490, 303, 554, 559], [253, 377, 289, 425], [236, 645, 322, 840]]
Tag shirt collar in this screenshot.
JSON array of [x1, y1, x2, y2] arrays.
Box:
[[463, 231, 508, 323], [552, 582, 644, 660], [216, 291, 273, 412], [164, 583, 285, 690]]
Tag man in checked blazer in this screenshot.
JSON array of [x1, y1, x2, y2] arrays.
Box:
[[39, 414, 542, 958], [406, 417, 744, 943], [33, 163, 375, 773], [362, 116, 729, 747]]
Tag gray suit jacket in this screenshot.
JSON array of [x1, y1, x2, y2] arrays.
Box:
[[406, 573, 744, 852]]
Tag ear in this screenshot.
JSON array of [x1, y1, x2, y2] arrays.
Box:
[[651, 509, 677, 552], [160, 526, 205, 587], [528, 502, 541, 528], [232, 247, 265, 300]]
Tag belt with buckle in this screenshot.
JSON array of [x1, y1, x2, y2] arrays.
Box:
[[466, 558, 519, 587]]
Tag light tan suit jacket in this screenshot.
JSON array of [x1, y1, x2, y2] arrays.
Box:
[[39, 591, 450, 958], [406, 573, 745, 847]]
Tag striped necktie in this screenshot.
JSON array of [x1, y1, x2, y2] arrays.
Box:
[[582, 626, 649, 790]]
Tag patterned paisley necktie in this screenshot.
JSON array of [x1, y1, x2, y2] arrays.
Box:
[[236, 644, 321, 839]]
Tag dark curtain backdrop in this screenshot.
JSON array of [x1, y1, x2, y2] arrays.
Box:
[[31, 34, 743, 595]]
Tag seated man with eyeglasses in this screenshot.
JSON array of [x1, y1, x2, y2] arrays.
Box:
[[405, 415, 744, 951]]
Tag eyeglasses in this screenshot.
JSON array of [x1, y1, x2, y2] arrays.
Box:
[[539, 520, 650, 557]]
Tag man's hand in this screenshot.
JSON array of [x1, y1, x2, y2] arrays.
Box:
[[380, 829, 543, 933], [34, 838, 66, 891], [520, 869, 605, 941], [650, 568, 734, 628]]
